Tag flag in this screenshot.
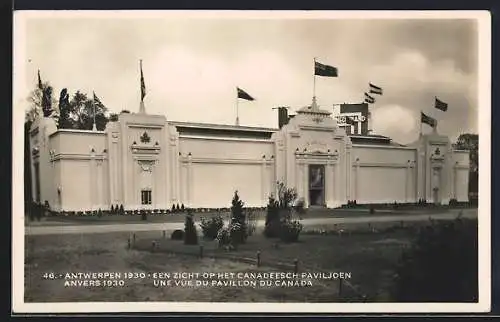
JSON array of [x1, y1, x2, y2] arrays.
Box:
[[364, 92, 375, 104], [140, 60, 146, 102], [37, 70, 43, 90], [369, 83, 383, 95], [314, 61, 338, 77], [435, 97, 448, 112], [93, 92, 103, 106], [237, 87, 255, 101], [421, 111, 437, 128]]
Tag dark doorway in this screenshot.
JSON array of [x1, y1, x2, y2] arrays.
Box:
[[309, 164, 325, 206]]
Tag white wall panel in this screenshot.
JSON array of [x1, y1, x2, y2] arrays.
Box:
[[191, 163, 263, 208]]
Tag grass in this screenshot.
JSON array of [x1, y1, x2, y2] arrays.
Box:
[[24, 219, 427, 303]]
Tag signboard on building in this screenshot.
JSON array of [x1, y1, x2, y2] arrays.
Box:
[[335, 103, 370, 136]]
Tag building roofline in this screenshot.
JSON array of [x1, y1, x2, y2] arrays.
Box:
[[49, 129, 106, 138], [170, 121, 279, 133]]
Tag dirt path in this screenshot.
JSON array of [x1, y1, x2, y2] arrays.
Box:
[[25, 209, 476, 236]]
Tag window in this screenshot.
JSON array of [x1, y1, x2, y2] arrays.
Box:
[[141, 190, 152, 205]]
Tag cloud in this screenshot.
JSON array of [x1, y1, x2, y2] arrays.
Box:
[[372, 104, 417, 144]]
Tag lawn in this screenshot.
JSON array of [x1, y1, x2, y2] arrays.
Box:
[[24, 221, 424, 303]]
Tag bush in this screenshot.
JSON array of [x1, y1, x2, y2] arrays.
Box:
[[279, 220, 303, 243], [184, 211, 198, 245], [391, 217, 478, 302], [171, 229, 184, 240], [97, 208, 103, 218], [264, 182, 303, 242], [199, 215, 224, 240], [216, 227, 232, 248]]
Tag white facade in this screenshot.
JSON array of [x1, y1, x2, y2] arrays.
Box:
[[28, 103, 471, 212]]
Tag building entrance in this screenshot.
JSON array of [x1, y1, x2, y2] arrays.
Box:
[[309, 164, 325, 206]]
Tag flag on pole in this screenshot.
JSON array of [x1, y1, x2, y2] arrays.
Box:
[[237, 87, 255, 101], [314, 61, 338, 77], [435, 97, 448, 112], [369, 83, 383, 95], [421, 111, 437, 128], [140, 60, 146, 102], [364, 92, 375, 104], [37, 70, 43, 90], [93, 92, 103, 106]]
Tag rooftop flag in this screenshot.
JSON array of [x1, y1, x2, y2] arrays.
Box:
[[237, 87, 255, 101], [314, 61, 338, 77], [369, 83, 383, 95], [435, 97, 448, 112], [140, 60, 146, 102], [364, 92, 375, 104], [421, 111, 437, 128]]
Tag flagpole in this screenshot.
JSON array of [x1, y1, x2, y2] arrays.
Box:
[[419, 110, 423, 137], [236, 88, 240, 126], [313, 57, 316, 99], [92, 92, 97, 131]]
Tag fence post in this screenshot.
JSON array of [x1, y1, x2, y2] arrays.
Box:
[[163, 230, 166, 239], [199, 245, 204, 258], [338, 278, 343, 297], [293, 258, 298, 273], [127, 238, 131, 249], [256, 251, 261, 267], [133, 233, 136, 244], [151, 240, 156, 252]]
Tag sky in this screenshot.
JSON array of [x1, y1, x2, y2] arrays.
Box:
[[15, 11, 480, 144]]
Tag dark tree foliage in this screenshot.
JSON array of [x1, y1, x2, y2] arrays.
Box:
[[264, 182, 302, 240], [41, 85, 54, 117], [454, 133, 478, 196], [391, 217, 478, 302], [109, 113, 119, 122], [69, 91, 109, 131], [184, 211, 198, 245], [57, 88, 72, 129], [171, 229, 184, 240], [24, 120, 33, 208], [230, 191, 247, 245]]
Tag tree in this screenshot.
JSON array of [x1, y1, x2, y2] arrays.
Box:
[[109, 113, 119, 122], [57, 88, 73, 129], [264, 182, 303, 242], [27, 81, 58, 122], [454, 134, 478, 195], [230, 191, 247, 245], [184, 211, 198, 245], [391, 218, 478, 302], [24, 118, 33, 208], [69, 91, 109, 131]]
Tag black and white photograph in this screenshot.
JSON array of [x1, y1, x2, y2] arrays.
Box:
[[12, 10, 490, 313]]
